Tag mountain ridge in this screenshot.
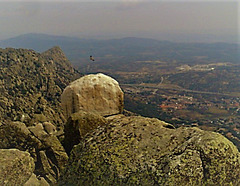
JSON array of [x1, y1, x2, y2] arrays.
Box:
[[0, 33, 238, 67]]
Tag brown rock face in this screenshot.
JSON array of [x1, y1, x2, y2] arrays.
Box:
[[61, 73, 124, 119]]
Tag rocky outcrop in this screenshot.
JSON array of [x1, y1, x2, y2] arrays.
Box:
[[0, 121, 68, 184], [0, 47, 81, 128], [0, 47, 81, 184], [60, 115, 240, 185], [61, 73, 124, 119], [0, 149, 35, 185]]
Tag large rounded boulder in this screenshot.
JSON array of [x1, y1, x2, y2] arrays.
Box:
[[61, 73, 124, 119]]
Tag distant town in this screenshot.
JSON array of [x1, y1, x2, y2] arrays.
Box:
[[123, 83, 240, 150]]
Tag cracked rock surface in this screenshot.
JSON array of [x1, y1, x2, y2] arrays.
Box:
[[60, 115, 240, 185]]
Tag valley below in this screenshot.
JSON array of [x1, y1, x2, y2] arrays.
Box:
[[81, 56, 240, 150]]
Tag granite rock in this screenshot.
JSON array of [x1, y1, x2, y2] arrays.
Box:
[[60, 115, 240, 185], [61, 73, 124, 119]]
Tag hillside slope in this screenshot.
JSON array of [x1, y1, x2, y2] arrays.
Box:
[[0, 46, 81, 128]]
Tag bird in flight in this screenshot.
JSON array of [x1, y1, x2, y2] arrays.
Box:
[[90, 55, 95, 61]]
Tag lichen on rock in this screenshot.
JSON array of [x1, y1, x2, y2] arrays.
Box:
[[59, 116, 240, 185]]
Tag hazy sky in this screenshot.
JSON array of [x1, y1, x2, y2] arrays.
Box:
[[0, 0, 239, 42]]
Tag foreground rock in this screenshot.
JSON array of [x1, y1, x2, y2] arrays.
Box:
[[60, 115, 240, 185], [0, 121, 68, 184], [0, 149, 35, 185], [61, 73, 124, 119]]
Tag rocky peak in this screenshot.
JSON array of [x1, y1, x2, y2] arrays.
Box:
[[42, 46, 64, 56], [0, 47, 81, 127], [41, 46, 74, 72], [41, 46, 67, 62]]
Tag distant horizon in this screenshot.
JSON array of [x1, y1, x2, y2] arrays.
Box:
[[0, 1, 238, 43], [0, 32, 239, 44]]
